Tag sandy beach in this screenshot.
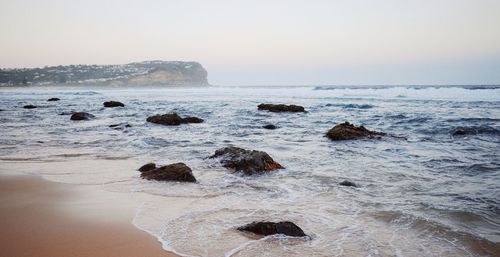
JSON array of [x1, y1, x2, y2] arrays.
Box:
[[0, 174, 177, 257]]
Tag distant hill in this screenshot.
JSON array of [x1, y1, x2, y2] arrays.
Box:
[[0, 61, 209, 86]]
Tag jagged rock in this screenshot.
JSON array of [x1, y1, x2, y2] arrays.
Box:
[[209, 147, 283, 175], [70, 112, 95, 121], [140, 162, 196, 182], [258, 103, 305, 113], [262, 124, 278, 130], [339, 180, 358, 187], [138, 163, 156, 172], [23, 105, 37, 109], [237, 221, 307, 237], [326, 122, 385, 140], [104, 101, 125, 107], [147, 113, 204, 126], [47, 97, 60, 101]]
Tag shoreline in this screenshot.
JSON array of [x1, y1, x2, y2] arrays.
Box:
[[0, 174, 179, 257]]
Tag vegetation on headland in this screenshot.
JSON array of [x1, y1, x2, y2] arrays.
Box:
[[0, 60, 208, 87]]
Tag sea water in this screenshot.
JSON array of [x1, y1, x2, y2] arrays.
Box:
[[0, 85, 499, 256]]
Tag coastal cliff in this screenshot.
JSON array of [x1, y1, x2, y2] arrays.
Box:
[[0, 61, 208, 87]]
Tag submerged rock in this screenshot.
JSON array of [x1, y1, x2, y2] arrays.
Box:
[[258, 103, 305, 113], [23, 104, 37, 109], [59, 111, 75, 115], [182, 116, 204, 123], [339, 180, 358, 187], [140, 162, 196, 182], [109, 123, 131, 129], [262, 124, 278, 130], [147, 113, 204, 126], [138, 163, 156, 172], [451, 129, 469, 136], [326, 122, 385, 141], [103, 101, 125, 107], [70, 112, 95, 121], [209, 147, 283, 175], [237, 221, 307, 237], [47, 97, 60, 101]]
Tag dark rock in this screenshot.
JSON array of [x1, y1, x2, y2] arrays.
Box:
[[209, 147, 283, 175], [258, 103, 305, 113], [339, 180, 358, 187], [70, 112, 95, 121], [262, 124, 278, 130], [451, 129, 469, 136], [138, 163, 156, 172], [103, 101, 125, 107], [147, 113, 184, 125], [47, 98, 60, 101], [140, 162, 196, 182], [451, 129, 470, 136], [109, 123, 131, 129], [147, 113, 204, 126], [23, 104, 37, 109], [326, 122, 385, 141], [182, 116, 204, 123], [237, 221, 306, 237]]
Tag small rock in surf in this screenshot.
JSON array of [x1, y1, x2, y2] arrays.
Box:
[[70, 112, 95, 121], [140, 162, 196, 183], [262, 124, 278, 130], [103, 101, 125, 107], [339, 180, 358, 187], [209, 146, 283, 175], [237, 221, 307, 237], [326, 122, 385, 141]]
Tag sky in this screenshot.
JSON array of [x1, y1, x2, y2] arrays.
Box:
[[1, 0, 500, 85]]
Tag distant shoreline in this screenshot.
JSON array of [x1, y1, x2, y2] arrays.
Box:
[[0, 60, 209, 87], [1, 84, 498, 89]]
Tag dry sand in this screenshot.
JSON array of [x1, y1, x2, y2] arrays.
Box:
[[0, 174, 178, 257]]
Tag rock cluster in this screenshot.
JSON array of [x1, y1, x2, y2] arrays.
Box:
[[147, 113, 203, 126], [326, 122, 385, 141], [258, 103, 305, 113], [209, 147, 283, 175]]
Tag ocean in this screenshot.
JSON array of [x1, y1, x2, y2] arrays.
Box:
[[0, 85, 499, 256]]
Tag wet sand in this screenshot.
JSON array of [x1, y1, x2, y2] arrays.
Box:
[[0, 175, 178, 257]]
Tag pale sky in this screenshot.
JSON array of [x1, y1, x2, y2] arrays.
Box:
[[1, 0, 500, 85]]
